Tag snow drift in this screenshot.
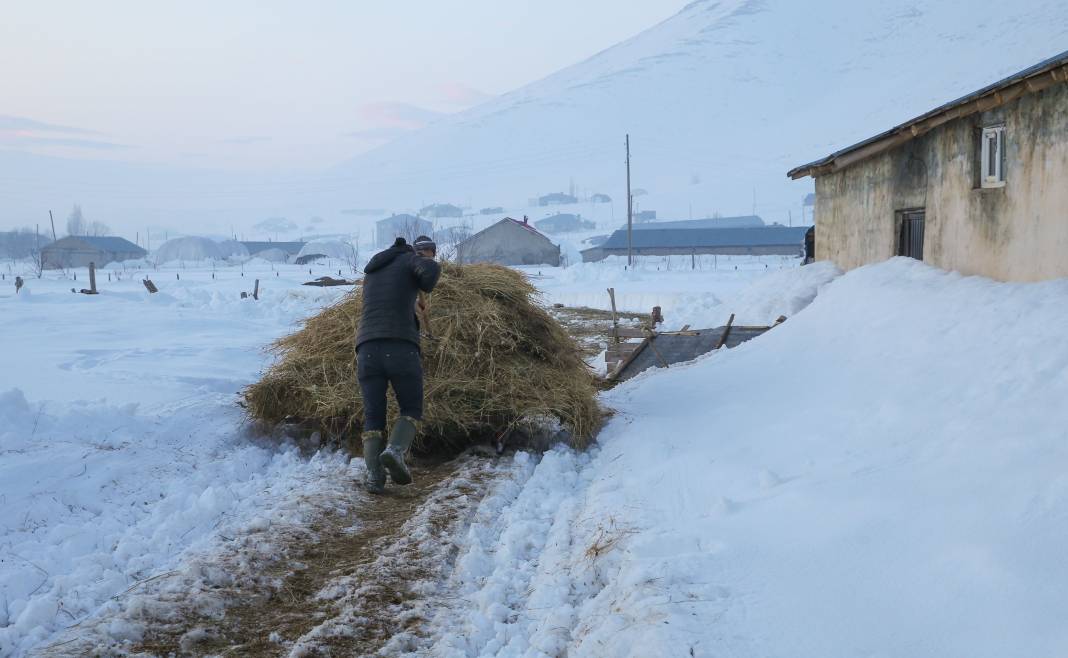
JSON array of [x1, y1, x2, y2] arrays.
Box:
[[428, 258, 1068, 657]]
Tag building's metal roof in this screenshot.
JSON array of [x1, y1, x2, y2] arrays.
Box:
[[789, 49, 1068, 180], [594, 226, 808, 250], [240, 241, 305, 255], [632, 216, 764, 230], [44, 235, 145, 253]]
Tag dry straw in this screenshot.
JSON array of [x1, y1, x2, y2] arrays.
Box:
[[245, 262, 601, 452]]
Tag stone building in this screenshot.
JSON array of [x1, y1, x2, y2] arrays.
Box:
[[788, 50, 1068, 282], [455, 217, 560, 266]]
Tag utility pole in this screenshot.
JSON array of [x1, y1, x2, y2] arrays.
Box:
[[48, 210, 57, 242], [625, 134, 633, 267]]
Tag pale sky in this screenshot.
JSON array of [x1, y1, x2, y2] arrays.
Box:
[[0, 1, 684, 171]]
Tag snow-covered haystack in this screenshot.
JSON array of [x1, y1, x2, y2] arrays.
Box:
[[154, 236, 224, 263], [250, 247, 289, 263], [245, 262, 600, 453], [217, 240, 250, 259], [296, 240, 352, 261]]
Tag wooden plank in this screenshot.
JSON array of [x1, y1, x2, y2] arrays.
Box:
[[715, 313, 735, 350], [614, 327, 647, 339], [606, 337, 650, 382]]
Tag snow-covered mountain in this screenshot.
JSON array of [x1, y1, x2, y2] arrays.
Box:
[[2, 0, 1066, 233], [334, 0, 1068, 223]]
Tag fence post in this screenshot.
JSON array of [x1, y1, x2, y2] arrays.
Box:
[[89, 262, 98, 294]]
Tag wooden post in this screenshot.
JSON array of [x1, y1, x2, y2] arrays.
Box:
[[607, 287, 619, 342], [253, 279, 260, 300], [625, 134, 633, 267], [715, 313, 736, 350], [142, 278, 158, 293], [89, 262, 97, 293]]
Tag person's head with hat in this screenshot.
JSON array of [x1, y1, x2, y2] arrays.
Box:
[[413, 235, 437, 259]]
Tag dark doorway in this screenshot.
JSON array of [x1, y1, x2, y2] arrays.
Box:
[[897, 209, 925, 260]]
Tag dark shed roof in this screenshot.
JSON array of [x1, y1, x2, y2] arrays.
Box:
[[597, 226, 808, 250], [46, 235, 145, 253], [789, 49, 1068, 180]]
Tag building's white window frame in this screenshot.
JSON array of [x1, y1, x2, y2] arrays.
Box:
[[980, 124, 1006, 188]]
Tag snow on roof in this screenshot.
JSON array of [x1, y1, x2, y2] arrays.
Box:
[[154, 236, 224, 262], [632, 216, 765, 230], [789, 48, 1068, 179]]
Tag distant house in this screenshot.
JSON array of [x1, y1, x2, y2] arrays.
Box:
[[456, 217, 561, 266], [419, 203, 463, 218], [42, 235, 146, 269], [634, 210, 656, 223], [787, 49, 1068, 282], [538, 192, 578, 207], [633, 216, 765, 230], [375, 214, 434, 248], [535, 213, 595, 234], [479, 206, 505, 215], [580, 226, 808, 262], [590, 193, 612, 203], [240, 241, 305, 262]]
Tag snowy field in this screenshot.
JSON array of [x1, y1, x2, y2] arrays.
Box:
[[3, 255, 1067, 656]]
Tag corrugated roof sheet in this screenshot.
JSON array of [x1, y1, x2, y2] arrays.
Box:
[[597, 226, 808, 250]]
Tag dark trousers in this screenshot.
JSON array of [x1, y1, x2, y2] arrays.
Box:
[[357, 338, 424, 432]]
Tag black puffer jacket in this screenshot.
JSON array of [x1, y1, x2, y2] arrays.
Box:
[[355, 239, 441, 350]]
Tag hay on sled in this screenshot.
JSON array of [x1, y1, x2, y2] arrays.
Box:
[[244, 262, 601, 453]]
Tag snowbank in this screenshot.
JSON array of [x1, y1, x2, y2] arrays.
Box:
[[429, 258, 1068, 657], [0, 268, 350, 656]]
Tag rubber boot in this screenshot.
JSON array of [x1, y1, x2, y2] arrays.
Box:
[[362, 430, 386, 494], [379, 416, 417, 486]]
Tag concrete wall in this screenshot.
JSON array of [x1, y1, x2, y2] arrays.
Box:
[[456, 221, 560, 266], [815, 82, 1068, 281]]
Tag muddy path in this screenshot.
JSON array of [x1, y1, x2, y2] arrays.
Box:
[[137, 454, 502, 657], [33, 452, 509, 658]]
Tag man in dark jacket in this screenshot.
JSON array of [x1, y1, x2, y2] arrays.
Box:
[[356, 236, 441, 493]]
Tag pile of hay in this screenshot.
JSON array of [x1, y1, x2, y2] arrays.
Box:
[[245, 262, 601, 452]]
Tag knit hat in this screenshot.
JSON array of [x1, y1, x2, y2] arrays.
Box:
[[413, 235, 437, 252]]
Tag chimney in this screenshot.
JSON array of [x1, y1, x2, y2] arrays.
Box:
[[523, 215, 528, 225]]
